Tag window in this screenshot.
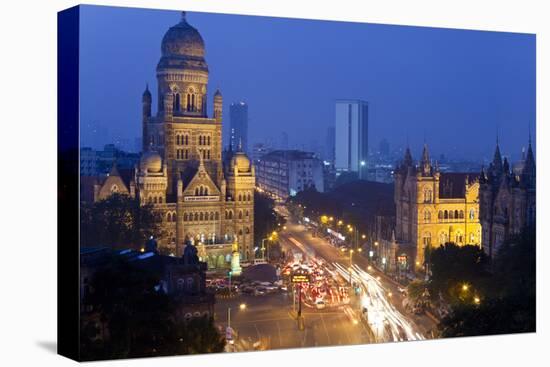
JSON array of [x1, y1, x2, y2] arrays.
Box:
[[449, 210, 454, 220], [424, 210, 431, 223], [438, 211, 443, 220], [174, 93, 180, 111], [200, 212, 204, 221], [439, 232, 448, 245], [184, 213, 188, 222], [459, 210, 464, 219], [423, 232, 431, 246], [424, 188, 433, 203], [469, 209, 475, 220], [239, 210, 243, 219], [444, 210, 448, 219]]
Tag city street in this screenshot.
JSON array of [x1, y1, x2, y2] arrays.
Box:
[[215, 293, 371, 352], [277, 215, 438, 340]]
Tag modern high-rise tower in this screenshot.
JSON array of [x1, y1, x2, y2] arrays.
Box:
[[230, 101, 249, 153], [334, 99, 369, 179]]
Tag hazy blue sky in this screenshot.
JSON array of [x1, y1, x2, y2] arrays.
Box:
[[80, 5, 535, 162]]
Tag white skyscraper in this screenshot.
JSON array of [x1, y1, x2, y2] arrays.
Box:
[[334, 99, 369, 179]]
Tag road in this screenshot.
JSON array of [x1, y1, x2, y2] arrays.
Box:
[[278, 217, 438, 341], [215, 293, 372, 352]]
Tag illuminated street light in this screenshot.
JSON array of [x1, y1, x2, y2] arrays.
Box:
[[374, 241, 379, 246], [367, 265, 372, 271], [239, 303, 247, 310], [362, 234, 366, 239], [474, 297, 480, 305], [388, 292, 393, 298], [462, 284, 469, 292]]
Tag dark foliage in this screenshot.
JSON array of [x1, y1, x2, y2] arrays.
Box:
[[438, 226, 536, 337], [80, 258, 225, 360], [428, 243, 490, 304], [80, 193, 163, 249], [254, 191, 285, 246]]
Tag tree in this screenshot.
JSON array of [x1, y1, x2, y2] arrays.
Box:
[[80, 193, 163, 249], [428, 243, 490, 304], [254, 191, 285, 248], [438, 226, 536, 337]]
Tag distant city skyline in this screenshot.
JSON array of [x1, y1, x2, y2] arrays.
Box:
[[80, 6, 535, 162]]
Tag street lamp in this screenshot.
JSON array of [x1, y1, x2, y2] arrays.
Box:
[[239, 303, 247, 310]]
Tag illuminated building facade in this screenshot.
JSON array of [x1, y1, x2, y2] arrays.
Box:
[[94, 12, 255, 266], [394, 144, 482, 268], [479, 140, 536, 258]]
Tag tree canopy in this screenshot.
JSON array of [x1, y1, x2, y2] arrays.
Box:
[[437, 226, 536, 337], [80, 193, 163, 249]]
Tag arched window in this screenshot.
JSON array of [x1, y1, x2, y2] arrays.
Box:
[[438, 211, 443, 220], [439, 232, 448, 245], [199, 186, 204, 196], [238, 229, 243, 236], [238, 193, 242, 201], [204, 187, 209, 196], [207, 136, 211, 145], [449, 210, 454, 220], [195, 188, 199, 196], [456, 232, 463, 244], [245, 227, 250, 234], [247, 193, 251, 201], [174, 93, 180, 111], [238, 210, 243, 219], [167, 213, 172, 222], [423, 232, 431, 246], [199, 136, 203, 145], [444, 210, 448, 219], [229, 211, 233, 219], [245, 210, 249, 218], [191, 94, 196, 111], [454, 210, 459, 219], [215, 212, 219, 220], [194, 213, 198, 221], [184, 213, 188, 222], [158, 197, 163, 204], [469, 209, 475, 220], [225, 210, 228, 220], [210, 212, 214, 220], [424, 210, 431, 223], [186, 94, 191, 111], [459, 210, 464, 219], [153, 196, 158, 204], [199, 212, 204, 221], [424, 188, 432, 203]]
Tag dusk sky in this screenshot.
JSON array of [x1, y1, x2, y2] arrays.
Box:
[[80, 5, 535, 162]]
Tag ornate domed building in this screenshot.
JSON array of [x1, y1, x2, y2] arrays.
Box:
[[96, 12, 255, 267]]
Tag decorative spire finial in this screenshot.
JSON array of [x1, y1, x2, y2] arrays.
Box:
[[181, 11, 187, 22]]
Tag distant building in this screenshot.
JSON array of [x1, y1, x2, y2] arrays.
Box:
[[230, 101, 248, 152], [479, 140, 536, 258], [394, 144, 482, 268], [325, 126, 336, 162], [335, 99, 369, 179], [379, 138, 390, 158], [280, 131, 289, 150], [80, 147, 98, 176], [80, 145, 140, 177], [251, 143, 271, 164], [256, 150, 325, 202]]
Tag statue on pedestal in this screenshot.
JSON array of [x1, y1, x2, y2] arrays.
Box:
[[230, 239, 242, 276]]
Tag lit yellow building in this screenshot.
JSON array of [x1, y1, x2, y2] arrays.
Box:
[[394, 145, 481, 268], [95, 12, 255, 267]]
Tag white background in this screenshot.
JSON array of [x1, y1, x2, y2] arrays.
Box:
[[0, 0, 547, 366]]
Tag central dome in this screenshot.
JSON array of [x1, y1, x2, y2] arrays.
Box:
[[140, 151, 163, 173], [231, 152, 251, 173], [161, 12, 205, 58]]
